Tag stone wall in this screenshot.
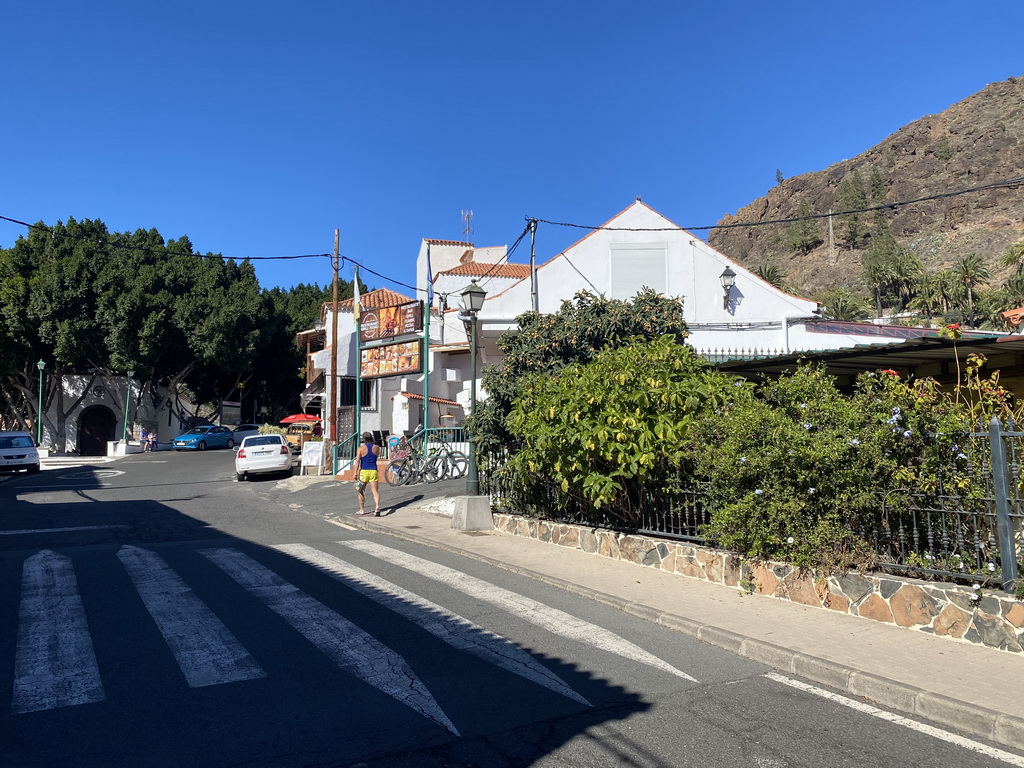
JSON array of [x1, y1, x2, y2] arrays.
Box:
[[492, 513, 1024, 654]]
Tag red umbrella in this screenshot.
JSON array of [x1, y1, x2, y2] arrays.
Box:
[[280, 414, 322, 423]]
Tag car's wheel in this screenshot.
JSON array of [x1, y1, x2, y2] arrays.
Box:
[[236, 472, 245, 482], [27, 463, 40, 474], [197, 441, 207, 451], [227, 438, 235, 449]]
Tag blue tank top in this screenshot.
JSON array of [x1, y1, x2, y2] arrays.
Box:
[[360, 442, 378, 470]]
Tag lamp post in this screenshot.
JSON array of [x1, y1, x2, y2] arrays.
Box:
[[461, 279, 487, 495], [122, 369, 135, 443], [36, 360, 45, 445], [720, 266, 737, 309]]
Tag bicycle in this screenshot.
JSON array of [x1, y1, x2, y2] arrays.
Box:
[[385, 450, 440, 486], [427, 438, 468, 481]]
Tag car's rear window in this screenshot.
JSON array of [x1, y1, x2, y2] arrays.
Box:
[[244, 436, 283, 447]]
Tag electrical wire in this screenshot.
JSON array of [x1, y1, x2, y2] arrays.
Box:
[[0, 214, 331, 262], [531, 175, 1024, 233]]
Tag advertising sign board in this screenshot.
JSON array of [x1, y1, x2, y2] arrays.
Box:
[[360, 301, 423, 343], [360, 339, 423, 379]]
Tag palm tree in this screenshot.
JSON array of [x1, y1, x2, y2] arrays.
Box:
[[816, 287, 871, 321], [908, 271, 942, 319], [862, 258, 895, 317], [890, 251, 924, 311], [934, 269, 963, 315], [953, 254, 991, 327], [754, 257, 788, 291], [999, 240, 1024, 272]]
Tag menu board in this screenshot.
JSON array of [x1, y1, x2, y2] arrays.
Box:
[[360, 301, 423, 343], [360, 339, 423, 379]]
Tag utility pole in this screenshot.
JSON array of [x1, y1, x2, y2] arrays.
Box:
[[330, 229, 339, 442], [529, 218, 538, 313], [828, 210, 837, 266]]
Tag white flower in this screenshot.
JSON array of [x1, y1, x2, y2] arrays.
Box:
[[808, 488, 816, 494], [850, 438, 861, 446], [739, 456, 746, 464], [903, 429, 913, 438], [803, 423, 812, 430], [754, 489, 763, 495], [925, 553, 933, 560], [972, 584, 981, 591], [988, 563, 996, 572], [786, 536, 794, 544], [799, 403, 808, 409]]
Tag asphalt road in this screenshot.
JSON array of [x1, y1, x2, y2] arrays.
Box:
[[0, 452, 1020, 767]]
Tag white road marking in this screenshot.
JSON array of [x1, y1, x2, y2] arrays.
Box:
[[326, 519, 359, 531], [200, 547, 458, 735], [340, 540, 697, 682], [0, 525, 129, 536], [117, 546, 266, 688], [275, 543, 591, 706], [765, 673, 1024, 766], [13, 550, 105, 713]]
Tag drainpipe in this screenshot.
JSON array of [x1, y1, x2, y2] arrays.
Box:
[[782, 314, 815, 353]]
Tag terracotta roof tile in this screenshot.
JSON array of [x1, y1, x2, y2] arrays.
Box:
[[424, 239, 474, 247], [437, 261, 532, 279], [327, 288, 415, 312], [396, 391, 461, 406]]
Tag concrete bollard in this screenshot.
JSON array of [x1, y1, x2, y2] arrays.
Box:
[[451, 495, 494, 531]]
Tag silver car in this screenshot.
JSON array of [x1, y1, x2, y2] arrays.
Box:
[[234, 434, 293, 481]]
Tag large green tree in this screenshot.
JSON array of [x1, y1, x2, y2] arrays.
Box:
[[475, 289, 689, 459], [0, 218, 266, 447]]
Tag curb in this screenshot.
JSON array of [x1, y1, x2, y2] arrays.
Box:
[[343, 513, 1024, 752]]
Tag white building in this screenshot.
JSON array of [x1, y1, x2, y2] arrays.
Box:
[[307, 200, 962, 443]]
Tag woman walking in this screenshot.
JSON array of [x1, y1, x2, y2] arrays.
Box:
[[355, 432, 380, 516]]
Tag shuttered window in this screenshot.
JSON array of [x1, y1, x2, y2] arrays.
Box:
[[610, 245, 668, 300]]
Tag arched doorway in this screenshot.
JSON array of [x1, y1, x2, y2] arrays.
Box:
[[79, 405, 117, 456]]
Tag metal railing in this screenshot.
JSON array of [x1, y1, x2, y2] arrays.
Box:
[[482, 417, 1024, 591]]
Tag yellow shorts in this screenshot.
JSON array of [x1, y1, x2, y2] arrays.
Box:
[[359, 469, 378, 484]]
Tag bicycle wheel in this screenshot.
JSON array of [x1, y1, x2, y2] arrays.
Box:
[[422, 456, 443, 484], [386, 459, 411, 486], [447, 451, 468, 478]]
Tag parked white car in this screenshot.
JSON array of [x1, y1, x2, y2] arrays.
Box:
[[234, 434, 293, 481], [0, 431, 41, 474], [231, 423, 263, 443]]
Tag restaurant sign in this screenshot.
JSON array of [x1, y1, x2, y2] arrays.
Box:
[[360, 301, 423, 343], [360, 339, 423, 379]]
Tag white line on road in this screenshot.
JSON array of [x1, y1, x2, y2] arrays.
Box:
[[200, 547, 459, 735], [117, 546, 266, 688], [13, 550, 105, 714], [340, 540, 698, 682], [0, 525, 129, 536], [765, 673, 1024, 766], [275, 543, 591, 706], [325, 519, 359, 531]]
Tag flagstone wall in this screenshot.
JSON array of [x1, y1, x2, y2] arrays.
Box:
[[491, 513, 1024, 654]]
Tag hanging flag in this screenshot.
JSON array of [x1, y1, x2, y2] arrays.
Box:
[[353, 267, 361, 323], [426, 244, 434, 306]]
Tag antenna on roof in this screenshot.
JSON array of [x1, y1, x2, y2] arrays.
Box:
[[461, 209, 474, 241]]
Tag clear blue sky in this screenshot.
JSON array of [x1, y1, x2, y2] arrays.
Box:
[[3, 1, 1023, 297]]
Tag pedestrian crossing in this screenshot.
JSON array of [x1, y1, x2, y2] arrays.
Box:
[[5, 540, 698, 732]]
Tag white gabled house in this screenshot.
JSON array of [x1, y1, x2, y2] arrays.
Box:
[[307, 200, 963, 442]]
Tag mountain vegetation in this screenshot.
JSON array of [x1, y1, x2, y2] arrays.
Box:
[[710, 76, 1024, 329]]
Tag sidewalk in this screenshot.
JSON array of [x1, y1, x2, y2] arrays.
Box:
[[339, 498, 1024, 752]]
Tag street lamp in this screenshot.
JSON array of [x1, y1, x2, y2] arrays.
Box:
[[720, 266, 737, 309], [122, 369, 135, 443], [36, 360, 45, 445], [461, 279, 487, 495]]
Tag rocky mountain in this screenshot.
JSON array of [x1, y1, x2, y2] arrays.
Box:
[[709, 76, 1024, 300]]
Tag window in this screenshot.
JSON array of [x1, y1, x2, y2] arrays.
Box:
[[610, 245, 668, 300]]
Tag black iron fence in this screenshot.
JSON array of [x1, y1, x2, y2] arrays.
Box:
[[482, 417, 1024, 591]]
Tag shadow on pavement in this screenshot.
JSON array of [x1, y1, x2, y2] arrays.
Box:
[[0, 465, 653, 768]]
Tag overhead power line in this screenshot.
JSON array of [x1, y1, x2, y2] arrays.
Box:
[[531, 175, 1024, 234], [0, 214, 331, 262]]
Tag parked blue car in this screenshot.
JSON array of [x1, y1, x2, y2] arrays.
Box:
[[172, 425, 236, 451]]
